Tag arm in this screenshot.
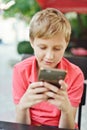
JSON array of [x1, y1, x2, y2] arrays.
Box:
[[15, 104, 31, 125], [14, 82, 48, 125], [59, 106, 77, 129], [44, 81, 77, 129]]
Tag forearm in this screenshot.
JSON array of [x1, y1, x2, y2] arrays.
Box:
[[16, 105, 31, 125], [59, 109, 75, 129]]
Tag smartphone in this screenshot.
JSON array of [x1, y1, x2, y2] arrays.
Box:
[[38, 68, 67, 88]]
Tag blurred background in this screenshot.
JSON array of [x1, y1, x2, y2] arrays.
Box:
[[0, 0, 87, 130]]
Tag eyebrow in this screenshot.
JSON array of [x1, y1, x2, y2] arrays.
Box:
[[54, 45, 63, 48]]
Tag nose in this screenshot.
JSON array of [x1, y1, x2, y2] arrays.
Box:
[[45, 50, 54, 60]]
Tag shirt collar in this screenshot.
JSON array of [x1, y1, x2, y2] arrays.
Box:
[[29, 57, 68, 83], [29, 57, 38, 83]]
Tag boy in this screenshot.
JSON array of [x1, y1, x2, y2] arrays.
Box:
[[12, 8, 84, 129]]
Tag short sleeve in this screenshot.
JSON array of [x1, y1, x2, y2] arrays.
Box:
[[67, 67, 84, 107], [12, 65, 28, 104]]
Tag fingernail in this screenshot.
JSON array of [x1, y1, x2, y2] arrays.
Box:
[[40, 81, 44, 86], [59, 80, 63, 84]]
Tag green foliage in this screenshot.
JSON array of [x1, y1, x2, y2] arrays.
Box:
[[17, 41, 34, 54], [70, 17, 80, 38], [80, 14, 87, 28], [70, 14, 87, 39], [3, 0, 41, 22]]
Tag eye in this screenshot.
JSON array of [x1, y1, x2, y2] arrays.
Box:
[[54, 48, 61, 51], [39, 45, 47, 50]]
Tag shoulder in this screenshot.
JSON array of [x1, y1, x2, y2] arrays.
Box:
[[13, 56, 36, 72], [62, 57, 84, 76], [60, 57, 84, 84], [62, 58, 84, 107]]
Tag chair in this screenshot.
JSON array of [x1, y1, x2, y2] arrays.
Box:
[[21, 54, 33, 61], [65, 56, 87, 130]]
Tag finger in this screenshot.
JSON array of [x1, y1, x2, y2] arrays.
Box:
[[28, 94, 48, 106], [45, 91, 55, 98], [33, 94, 48, 100], [47, 99, 62, 110], [32, 87, 48, 94], [44, 82, 60, 93], [29, 81, 44, 89], [59, 80, 67, 91], [45, 91, 63, 99], [21, 92, 48, 109], [33, 99, 46, 105], [21, 98, 45, 109]]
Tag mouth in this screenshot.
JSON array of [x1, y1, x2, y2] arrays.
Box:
[[44, 60, 53, 65]]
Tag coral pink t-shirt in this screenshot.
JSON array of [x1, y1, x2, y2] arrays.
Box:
[[12, 56, 84, 126]]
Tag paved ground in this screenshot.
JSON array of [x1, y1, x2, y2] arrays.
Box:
[[0, 44, 87, 130]]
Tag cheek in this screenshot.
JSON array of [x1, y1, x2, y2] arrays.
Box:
[[55, 50, 65, 60], [34, 46, 42, 53], [33, 47, 39, 55], [56, 49, 64, 55], [34, 48, 44, 59], [34, 47, 45, 56]]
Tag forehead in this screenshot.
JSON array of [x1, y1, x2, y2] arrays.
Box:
[[34, 33, 66, 46]]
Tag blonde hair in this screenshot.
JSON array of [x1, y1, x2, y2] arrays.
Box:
[[29, 8, 71, 43]]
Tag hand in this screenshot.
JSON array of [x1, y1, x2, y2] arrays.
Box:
[[19, 82, 48, 110], [44, 80, 72, 113]]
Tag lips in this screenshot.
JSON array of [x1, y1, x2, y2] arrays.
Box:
[[44, 60, 53, 65]]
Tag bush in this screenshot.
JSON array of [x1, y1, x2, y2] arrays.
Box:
[[17, 41, 34, 54]]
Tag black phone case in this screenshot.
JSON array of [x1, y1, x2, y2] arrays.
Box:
[[38, 68, 67, 88]]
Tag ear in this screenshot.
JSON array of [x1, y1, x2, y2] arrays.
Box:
[[65, 42, 69, 50], [66, 41, 69, 48], [29, 39, 34, 48]]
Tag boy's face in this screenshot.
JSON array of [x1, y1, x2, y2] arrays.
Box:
[[32, 33, 67, 69]]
